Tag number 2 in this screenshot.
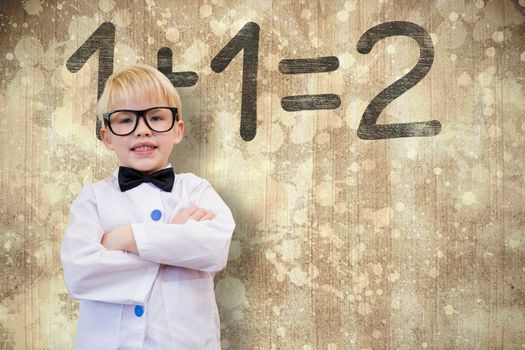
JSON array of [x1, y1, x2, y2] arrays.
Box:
[[356, 21, 441, 140]]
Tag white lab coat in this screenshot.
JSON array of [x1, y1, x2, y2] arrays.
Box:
[[60, 167, 235, 349]]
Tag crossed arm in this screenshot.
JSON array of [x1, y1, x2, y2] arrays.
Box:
[[60, 181, 235, 304], [100, 205, 216, 254]]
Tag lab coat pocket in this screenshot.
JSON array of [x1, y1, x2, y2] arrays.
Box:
[[75, 300, 122, 350], [162, 278, 221, 349]]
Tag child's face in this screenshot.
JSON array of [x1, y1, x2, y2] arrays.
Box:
[[99, 93, 184, 173]]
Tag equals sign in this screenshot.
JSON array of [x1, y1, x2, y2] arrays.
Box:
[[278, 56, 341, 112]]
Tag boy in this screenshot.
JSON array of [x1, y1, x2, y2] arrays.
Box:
[[60, 64, 235, 350]]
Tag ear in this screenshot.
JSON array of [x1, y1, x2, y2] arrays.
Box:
[[100, 127, 114, 150], [173, 120, 185, 145]]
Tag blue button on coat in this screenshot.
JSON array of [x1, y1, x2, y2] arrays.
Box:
[[134, 305, 144, 317], [150, 209, 162, 221]]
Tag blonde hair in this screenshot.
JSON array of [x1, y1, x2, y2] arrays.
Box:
[[96, 63, 182, 123]]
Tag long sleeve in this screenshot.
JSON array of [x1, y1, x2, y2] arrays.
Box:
[[60, 183, 159, 305], [131, 179, 235, 272]]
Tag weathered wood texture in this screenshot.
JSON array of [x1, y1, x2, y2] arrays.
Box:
[[0, 0, 523, 349]]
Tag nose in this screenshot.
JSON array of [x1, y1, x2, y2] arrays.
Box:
[[134, 115, 151, 137]]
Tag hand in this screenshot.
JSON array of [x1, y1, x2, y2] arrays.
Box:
[[101, 224, 138, 254], [171, 204, 216, 224], [158, 205, 214, 270]]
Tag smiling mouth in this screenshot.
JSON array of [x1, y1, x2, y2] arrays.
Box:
[[131, 146, 157, 151]]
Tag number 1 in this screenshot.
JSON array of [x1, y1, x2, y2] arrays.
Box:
[[211, 22, 260, 142]]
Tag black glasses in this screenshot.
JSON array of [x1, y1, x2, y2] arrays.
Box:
[[103, 106, 178, 136]]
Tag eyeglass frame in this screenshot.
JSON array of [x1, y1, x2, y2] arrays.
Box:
[[102, 106, 179, 136]]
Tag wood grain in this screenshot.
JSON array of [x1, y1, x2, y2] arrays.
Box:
[[0, 0, 523, 349]]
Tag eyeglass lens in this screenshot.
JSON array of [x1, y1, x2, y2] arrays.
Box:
[[109, 108, 174, 135]]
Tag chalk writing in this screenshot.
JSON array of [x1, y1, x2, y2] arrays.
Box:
[[356, 21, 441, 139], [211, 22, 260, 141], [66, 20, 441, 142]]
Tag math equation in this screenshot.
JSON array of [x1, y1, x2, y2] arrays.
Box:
[[66, 21, 441, 142]]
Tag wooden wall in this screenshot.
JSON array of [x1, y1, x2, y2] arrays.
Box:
[[0, 0, 524, 348]]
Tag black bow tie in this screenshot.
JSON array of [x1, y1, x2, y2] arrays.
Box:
[[118, 166, 174, 192]]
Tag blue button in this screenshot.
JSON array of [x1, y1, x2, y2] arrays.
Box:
[[134, 305, 144, 317], [150, 209, 162, 221]]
